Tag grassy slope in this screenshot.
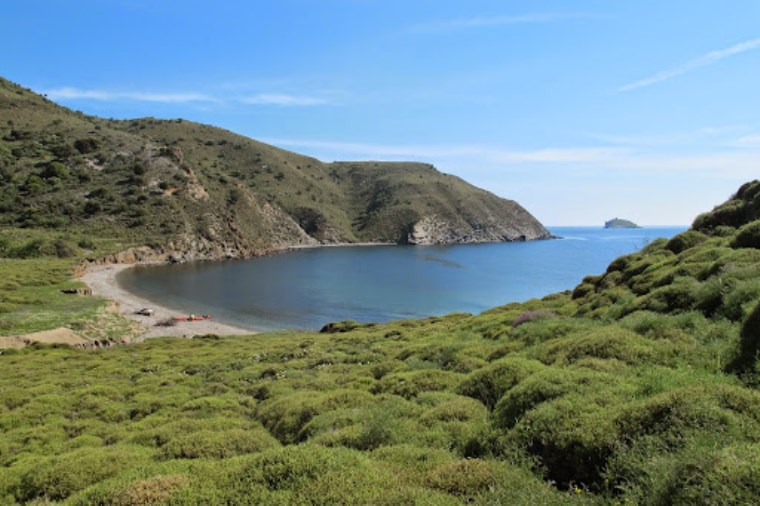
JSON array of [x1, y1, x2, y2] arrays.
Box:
[[0, 75, 546, 340], [0, 229, 140, 340], [0, 182, 759, 504], [0, 77, 549, 255]]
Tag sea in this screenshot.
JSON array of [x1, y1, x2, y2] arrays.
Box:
[[117, 226, 685, 331]]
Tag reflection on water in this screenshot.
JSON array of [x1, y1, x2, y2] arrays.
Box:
[[418, 254, 463, 269]]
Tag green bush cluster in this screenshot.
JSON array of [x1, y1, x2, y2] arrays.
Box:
[[733, 219, 760, 249], [1, 156, 760, 502]]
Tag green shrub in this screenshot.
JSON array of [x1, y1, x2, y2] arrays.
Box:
[[666, 443, 760, 505], [493, 368, 617, 430], [720, 278, 760, 321], [505, 372, 636, 489], [617, 384, 760, 446], [371, 444, 455, 484], [510, 317, 598, 346], [426, 459, 499, 498], [693, 200, 746, 230], [90, 474, 191, 506], [181, 394, 246, 418], [608, 439, 760, 505], [420, 395, 488, 423], [600, 384, 760, 501], [225, 444, 443, 504], [619, 310, 710, 340], [17, 446, 152, 502], [694, 278, 726, 316], [52, 238, 76, 258], [571, 282, 595, 300], [732, 219, 760, 249], [319, 320, 366, 333], [11, 239, 45, 259], [255, 389, 374, 444], [73, 138, 100, 154], [396, 342, 463, 371], [728, 300, 760, 374], [42, 161, 69, 179], [534, 326, 665, 366], [606, 254, 631, 274], [373, 370, 462, 399], [638, 277, 700, 313], [159, 428, 278, 459], [665, 230, 707, 254], [456, 357, 544, 410]]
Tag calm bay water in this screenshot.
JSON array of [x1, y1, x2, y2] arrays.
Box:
[[118, 227, 685, 331]]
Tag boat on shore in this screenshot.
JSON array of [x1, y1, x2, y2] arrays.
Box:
[[172, 314, 212, 322]]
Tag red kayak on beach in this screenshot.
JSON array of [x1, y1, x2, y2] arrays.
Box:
[[172, 315, 212, 322]]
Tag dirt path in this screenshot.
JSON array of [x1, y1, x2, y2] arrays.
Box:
[[0, 327, 89, 349]]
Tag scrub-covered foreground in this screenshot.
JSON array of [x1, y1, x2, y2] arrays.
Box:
[[1, 180, 760, 504]]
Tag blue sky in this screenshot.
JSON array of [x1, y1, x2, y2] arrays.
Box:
[[4, 1, 760, 225]]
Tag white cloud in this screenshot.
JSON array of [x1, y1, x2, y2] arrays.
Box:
[[260, 137, 760, 181], [262, 138, 627, 164], [42, 87, 330, 107], [618, 37, 760, 92], [43, 87, 216, 103], [412, 12, 603, 32], [239, 94, 328, 106]]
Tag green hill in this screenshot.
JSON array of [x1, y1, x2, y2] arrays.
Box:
[[1, 170, 759, 503], [0, 77, 550, 263], [3, 76, 760, 504]]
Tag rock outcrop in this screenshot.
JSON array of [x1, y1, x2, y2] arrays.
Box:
[[407, 214, 550, 245]]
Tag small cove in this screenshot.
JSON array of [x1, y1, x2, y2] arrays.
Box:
[[118, 226, 685, 331]]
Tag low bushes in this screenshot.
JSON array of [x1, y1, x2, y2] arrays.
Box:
[[17, 445, 153, 502], [225, 444, 459, 505], [255, 389, 375, 444], [426, 459, 499, 499], [373, 369, 462, 399], [456, 356, 544, 409], [492, 367, 618, 430], [617, 384, 760, 445], [3, 188, 760, 504], [665, 230, 707, 254], [636, 277, 701, 314], [728, 300, 760, 373], [159, 428, 279, 459], [532, 326, 667, 366]]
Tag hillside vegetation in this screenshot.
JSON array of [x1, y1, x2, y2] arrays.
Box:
[[1, 174, 759, 504], [0, 77, 549, 265], [0, 74, 547, 342]]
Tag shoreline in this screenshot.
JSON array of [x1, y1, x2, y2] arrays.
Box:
[[77, 235, 557, 342], [78, 241, 395, 342], [80, 264, 257, 341]]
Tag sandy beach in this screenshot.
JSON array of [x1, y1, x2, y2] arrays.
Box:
[[81, 264, 257, 341]]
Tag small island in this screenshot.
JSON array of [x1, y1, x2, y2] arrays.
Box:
[[605, 218, 641, 229]]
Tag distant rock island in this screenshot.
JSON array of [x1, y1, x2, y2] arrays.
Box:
[[605, 218, 641, 229]]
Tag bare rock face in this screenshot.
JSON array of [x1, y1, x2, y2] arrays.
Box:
[[407, 213, 553, 245]]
